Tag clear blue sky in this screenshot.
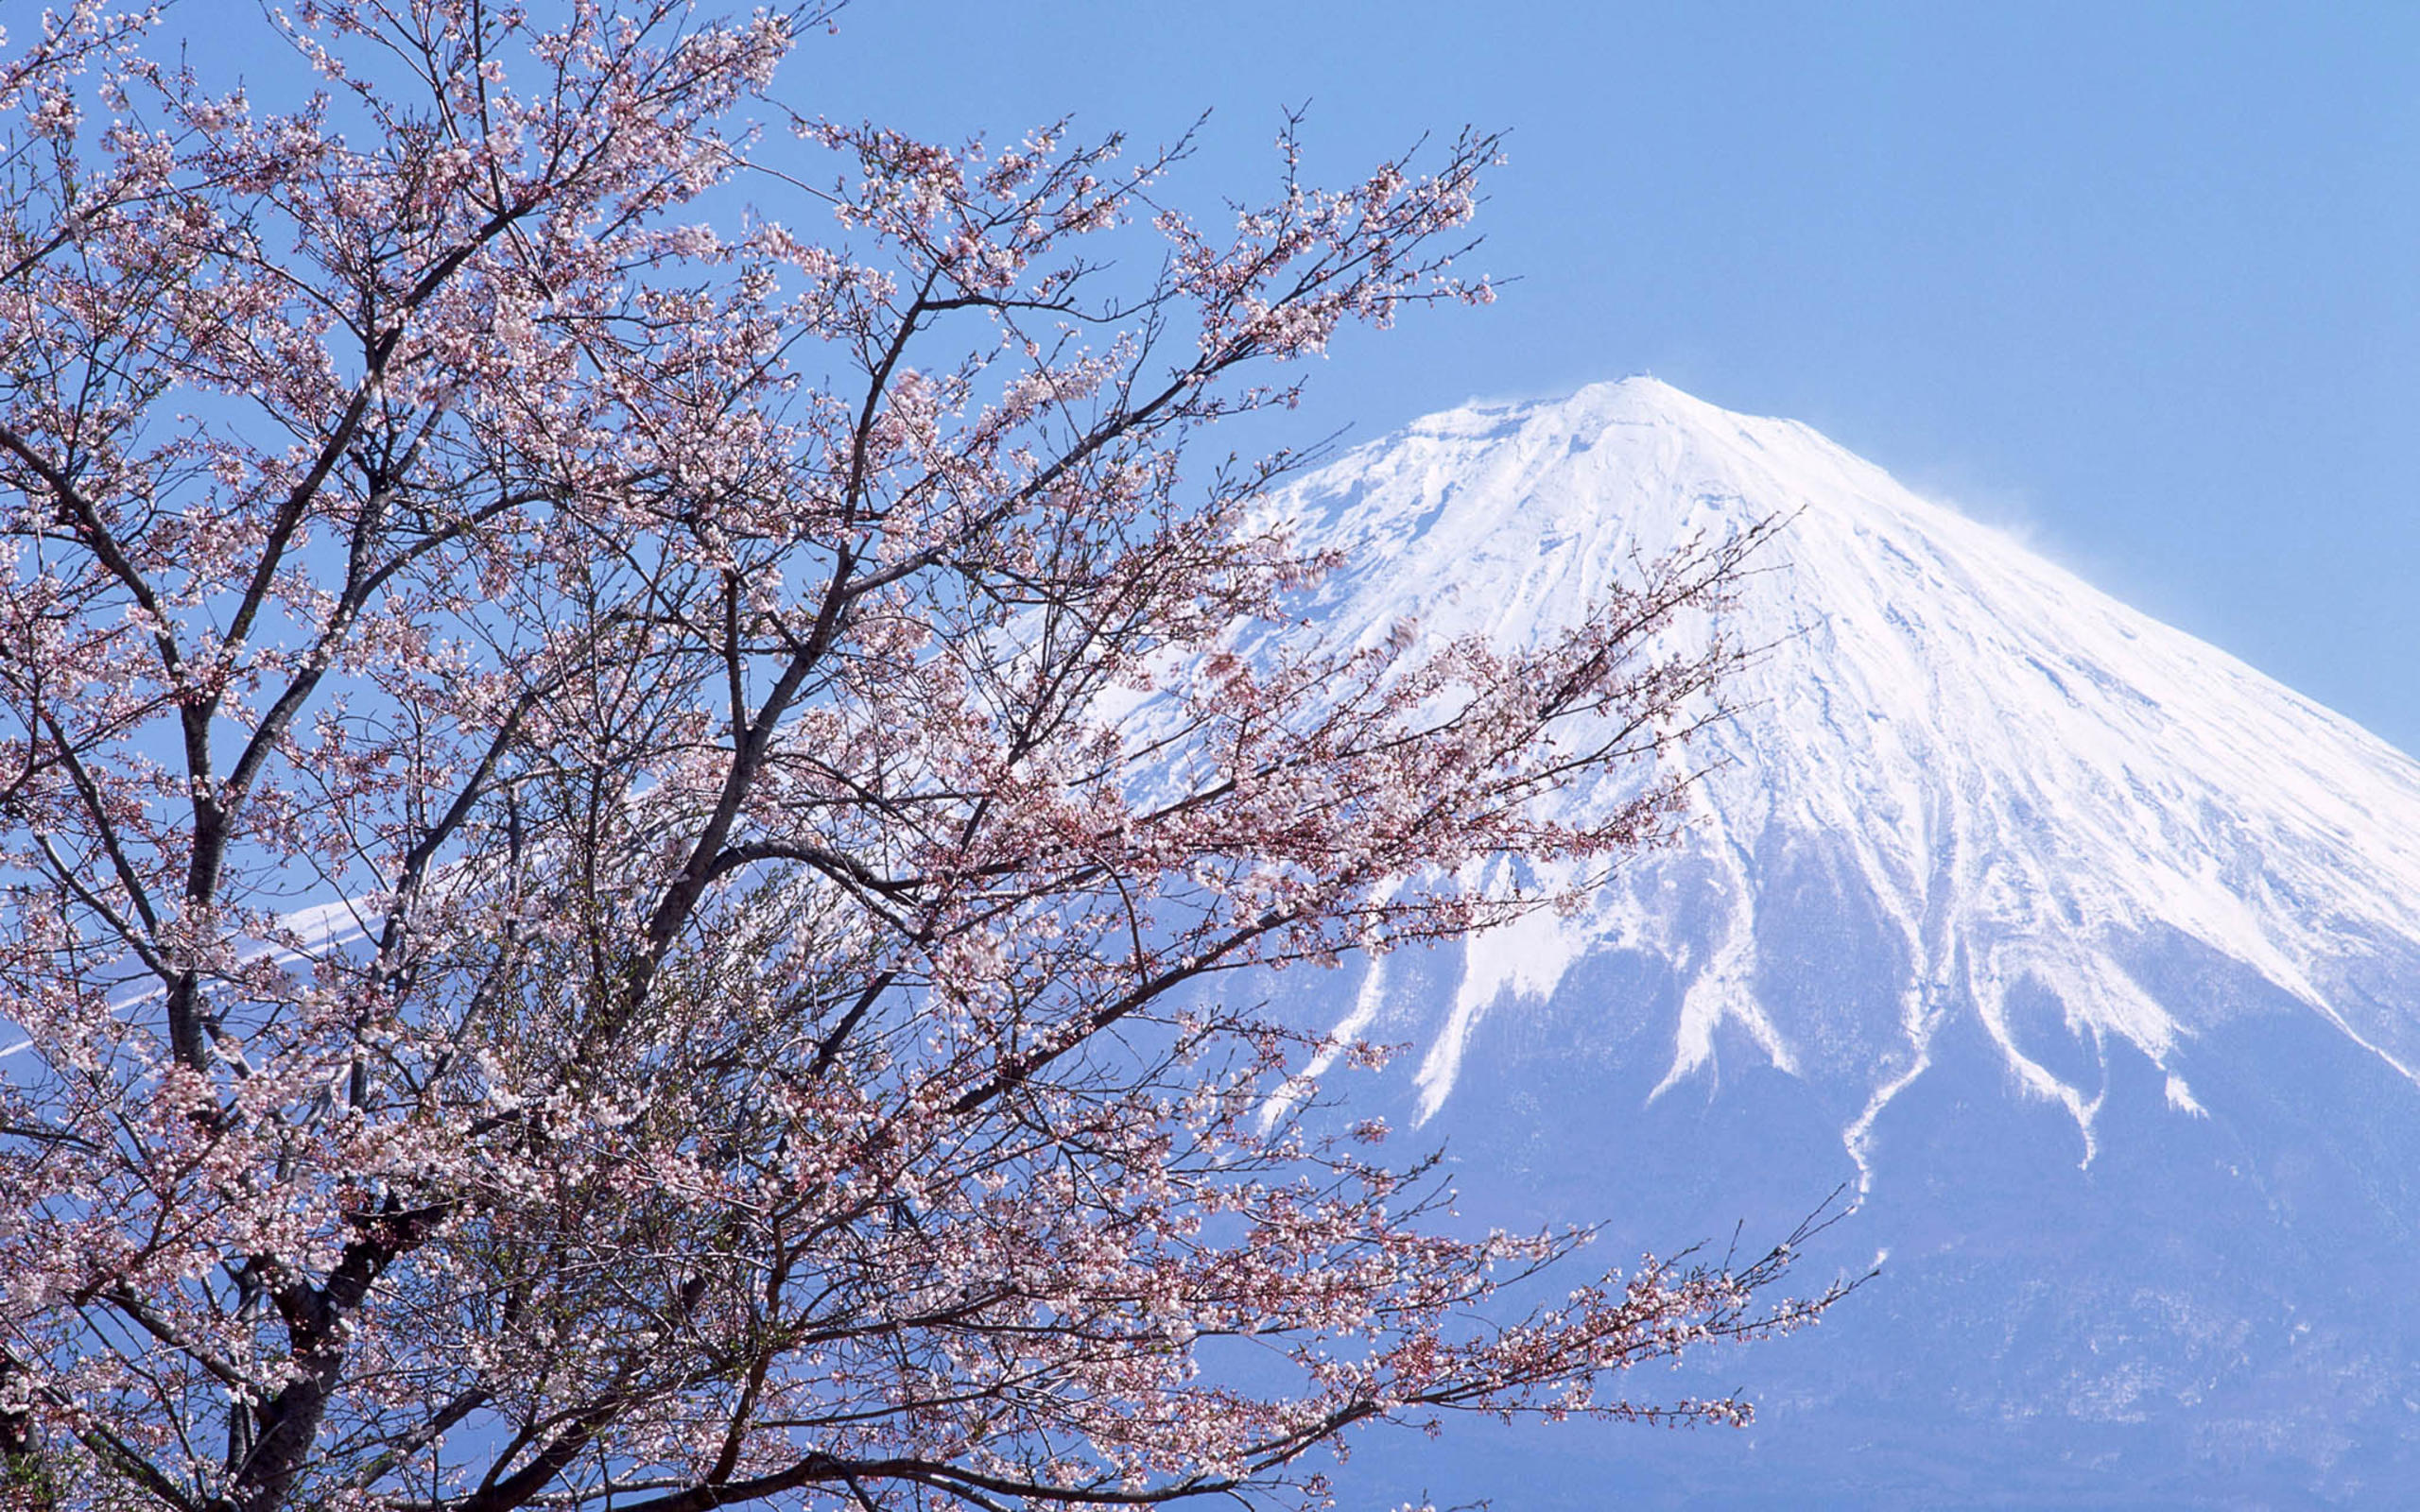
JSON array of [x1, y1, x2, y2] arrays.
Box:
[[798, 2, 2420, 753]]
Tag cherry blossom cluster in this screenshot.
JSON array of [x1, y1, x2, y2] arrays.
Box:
[[0, 5, 1848, 1510]]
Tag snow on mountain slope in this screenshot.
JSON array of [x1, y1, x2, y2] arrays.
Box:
[[1240, 377, 2420, 1502], [1275, 377, 2420, 1177]]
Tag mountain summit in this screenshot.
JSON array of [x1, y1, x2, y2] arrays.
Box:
[[1270, 378, 2420, 1504]]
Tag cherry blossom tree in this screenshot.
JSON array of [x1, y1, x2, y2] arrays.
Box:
[[0, 3, 1849, 1509]]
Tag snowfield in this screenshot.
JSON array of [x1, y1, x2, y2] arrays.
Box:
[[1263, 378, 2420, 1505]]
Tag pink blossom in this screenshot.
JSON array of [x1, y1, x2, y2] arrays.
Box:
[[0, 6, 1848, 1510]]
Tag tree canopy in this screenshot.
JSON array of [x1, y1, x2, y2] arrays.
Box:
[[0, 5, 1842, 1508]]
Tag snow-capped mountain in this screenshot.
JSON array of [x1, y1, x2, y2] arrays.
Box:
[[1268, 379, 2420, 1506]]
